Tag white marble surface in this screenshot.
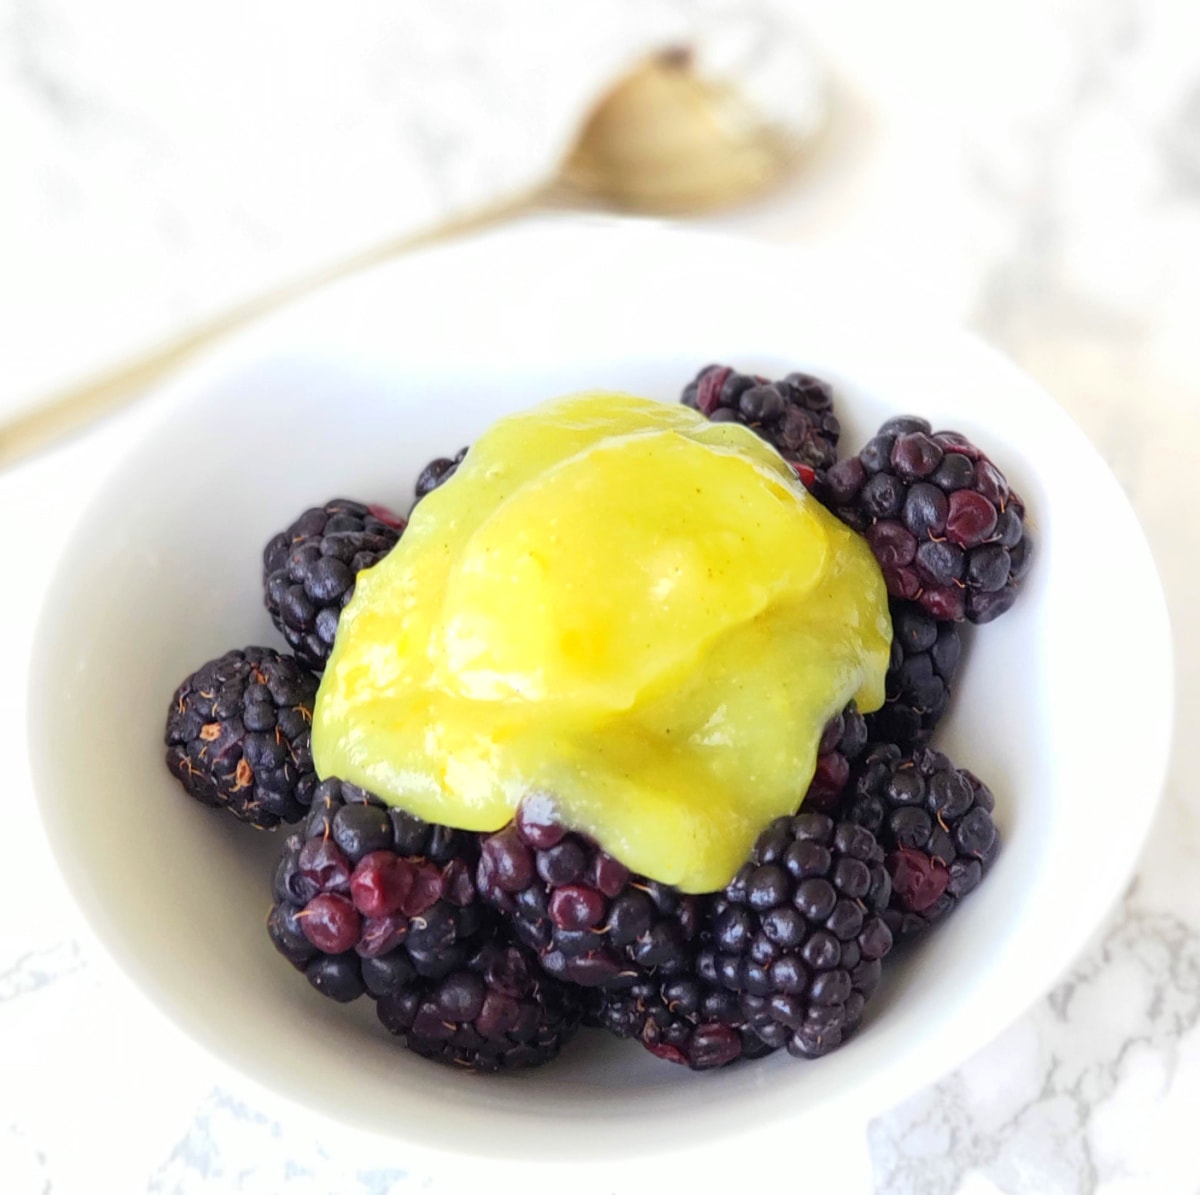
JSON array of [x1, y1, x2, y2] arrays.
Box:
[[0, 0, 823, 420], [3, 1, 1199, 1192], [0, 0, 665, 415]]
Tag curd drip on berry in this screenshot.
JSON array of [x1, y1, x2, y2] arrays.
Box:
[[312, 393, 891, 892]]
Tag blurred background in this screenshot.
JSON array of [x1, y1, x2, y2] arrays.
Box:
[[2, 1, 1198, 1193], [5, 0, 1200, 447]]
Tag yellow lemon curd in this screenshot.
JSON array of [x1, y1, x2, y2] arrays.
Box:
[[313, 393, 891, 892]]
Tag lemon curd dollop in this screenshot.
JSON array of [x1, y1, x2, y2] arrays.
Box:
[[312, 392, 891, 892]]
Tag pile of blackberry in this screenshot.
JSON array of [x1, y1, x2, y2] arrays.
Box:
[[704, 813, 894, 1059], [161, 363, 1030, 1077], [476, 798, 700, 989], [804, 703, 870, 813], [680, 364, 840, 485], [376, 934, 583, 1072], [867, 600, 963, 748], [585, 967, 771, 1069], [269, 779, 484, 990], [263, 498, 406, 671], [839, 745, 999, 938], [165, 647, 318, 829], [818, 415, 1032, 624], [268, 780, 584, 1067]]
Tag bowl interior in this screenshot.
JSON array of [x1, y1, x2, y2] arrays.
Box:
[[28, 223, 1172, 1164]]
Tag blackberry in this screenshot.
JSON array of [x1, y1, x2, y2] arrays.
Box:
[[840, 744, 999, 938], [586, 969, 773, 1070], [263, 499, 406, 671], [268, 779, 486, 1003], [803, 703, 870, 814], [682, 364, 840, 485], [165, 647, 318, 828], [376, 932, 583, 1072], [414, 447, 468, 503], [476, 798, 700, 990], [701, 812, 894, 1059], [818, 416, 1032, 624], [866, 601, 963, 748]]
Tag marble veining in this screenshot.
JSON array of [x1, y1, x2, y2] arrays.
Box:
[[146, 1091, 426, 1195], [870, 893, 1200, 1194], [0, 942, 87, 1004]]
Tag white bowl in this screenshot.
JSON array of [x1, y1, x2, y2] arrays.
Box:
[[29, 221, 1172, 1181]]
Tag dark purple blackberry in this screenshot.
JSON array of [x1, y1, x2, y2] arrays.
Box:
[[839, 744, 999, 938], [866, 601, 963, 748], [701, 812, 894, 1059], [803, 702, 870, 814], [476, 799, 700, 990], [818, 417, 1032, 624], [376, 932, 583, 1072], [414, 448, 468, 503], [263, 499, 406, 671], [268, 779, 486, 1004], [586, 969, 773, 1070], [165, 647, 318, 828], [682, 364, 840, 484]]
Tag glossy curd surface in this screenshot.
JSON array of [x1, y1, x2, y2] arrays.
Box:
[[313, 393, 890, 891]]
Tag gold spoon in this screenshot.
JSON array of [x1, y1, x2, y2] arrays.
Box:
[[0, 45, 827, 467]]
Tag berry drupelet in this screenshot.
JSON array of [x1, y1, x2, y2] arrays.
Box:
[[587, 968, 774, 1070], [681, 364, 840, 484], [701, 812, 894, 1059], [839, 744, 999, 939], [413, 448, 468, 504], [866, 601, 963, 749], [268, 779, 486, 1005], [476, 798, 701, 990], [165, 647, 318, 828], [803, 703, 870, 814], [263, 499, 406, 671], [819, 416, 1032, 624], [376, 933, 583, 1072]]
